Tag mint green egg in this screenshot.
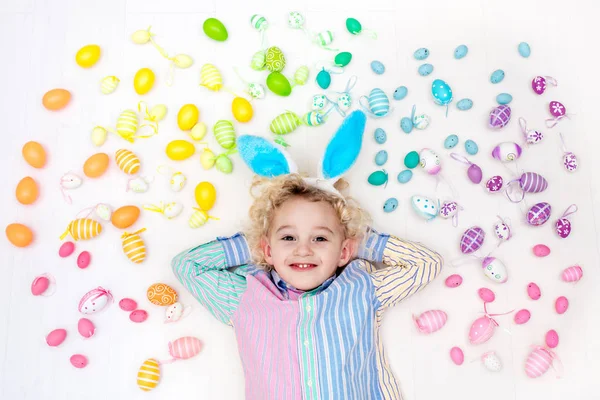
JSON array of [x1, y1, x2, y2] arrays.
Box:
[[368, 170, 388, 186], [404, 151, 420, 169]]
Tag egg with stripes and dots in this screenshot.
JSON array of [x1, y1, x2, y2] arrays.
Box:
[[115, 149, 140, 175], [454, 44, 468, 59], [137, 358, 161, 391], [213, 120, 236, 149], [418, 63, 434, 76], [374, 150, 388, 166], [374, 128, 387, 144], [393, 86, 408, 101], [383, 198, 398, 213]]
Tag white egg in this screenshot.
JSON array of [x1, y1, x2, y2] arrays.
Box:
[[482, 352, 502, 372], [411, 195, 438, 221], [95, 204, 112, 221], [79, 294, 109, 315], [165, 302, 192, 323], [413, 114, 430, 130], [170, 172, 187, 192], [481, 257, 508, 283], [163, 202, 183, 219], [60, 173, 83, 189], [127, 177, 151, 193], [419, 148, 442, 175], [494, 223, 511, 241]]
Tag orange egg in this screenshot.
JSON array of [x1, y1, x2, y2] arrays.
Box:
[[146, 283, 178, 306], [16, 177, 39, 205], [6, 223, 34, 247], [83, 153, 109, 178], [111, 205, 140, 229], [42, 89, 71, 111], [22, 141, 47, 168]]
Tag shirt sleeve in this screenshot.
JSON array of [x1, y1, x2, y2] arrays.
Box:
[[171, 232, 252, 326], [358, 228, 444, 310]]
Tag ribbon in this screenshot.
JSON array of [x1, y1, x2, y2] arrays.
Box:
[[545, 113, 573, 128], [143, 202, 166, 215], [75, 203, 104, 219], [482, 302, 515, 335], [559, 204, 578, 219], [121, 228, 147, 240]]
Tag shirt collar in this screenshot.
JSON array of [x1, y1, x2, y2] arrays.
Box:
[[269, 269, 337, 298]]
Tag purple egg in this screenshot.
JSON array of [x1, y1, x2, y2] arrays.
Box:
[[563, 152, 578, 172], [467, 164, 482, 184], [439, 201, 459, 219], [460, 226, 485, 254], [489, 105, 511, 129], [486, 176, 503, 193], [549, 101, 566, 117], [555, 218, 571, 238], [519, 172, 548, 193], [532, 76, 547, 95], [527, 202, 552, 226]]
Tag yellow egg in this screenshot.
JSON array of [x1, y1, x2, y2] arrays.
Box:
[[146, 283, 178, 306], [100, 76, 119, 94], [149, 104, 167, 122], [177, 104, 199, 131], [199, 148, 216, 169], [232, 97, 253, 123], [16, 177, 39, 205], [137, 358, 160, 391], [190, 122, 207, 141], [6, 223, 34, 248], [194, 181, 216, 211], [83, 153, 109, 178], [166, 140, 195, 161], [75, 44, 101, 68], [91, 126, 107, 146], [22, 141, 47, 168], [134, 68, 155, 95], [111, 205, 140, 229], [173, 54, 193, 68]]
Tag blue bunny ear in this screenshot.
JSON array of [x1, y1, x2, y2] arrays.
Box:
[[237, 135, 298, 177], [320, 110, 367, 180]]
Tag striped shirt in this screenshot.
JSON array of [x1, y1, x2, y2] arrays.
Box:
[[171, 229, 443, 400]]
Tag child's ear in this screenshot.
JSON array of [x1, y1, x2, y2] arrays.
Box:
[[260, 236, 273, 264], [338, 238, 358, 266]]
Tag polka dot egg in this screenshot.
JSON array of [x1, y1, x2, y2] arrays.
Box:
[[465, 139, 479, 155], [383, 198, 398, 213], [444, 134, 459, 149]]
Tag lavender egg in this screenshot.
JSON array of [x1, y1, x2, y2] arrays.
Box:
[[527, 202, 552, 226], [492, 142, 522, 162], [460, 226, 485, 254], [489, 105, 511, 129], [518, 172, 548, 193]]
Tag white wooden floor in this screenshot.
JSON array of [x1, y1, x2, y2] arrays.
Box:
[[1, 0, 600, 399]]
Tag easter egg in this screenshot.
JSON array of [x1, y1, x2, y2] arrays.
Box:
[[413, 310, 447, 334], [496, 93, 513, 105], [368, 170, 388, 186], [374, 128, 387, 144], [266, 71, 291, 96], [490, 69, 505, 84], [454, 44, 468, 59], [456, 98, 473, 110], [365, 88, 389, 117], [464, 139, 478, 155], [195, 182, 216, 211], [334, 52, 352, 67], [134, 68, 155, 95], [130, 310, 149, 323], [383, 198, 398, 213], [265, 46, 286, 72], [397, 170, 413, 184], [78, 318, 95, 338], [460, 227, 485, 254], [393, 86, 408, 100], [177, 104, 199, 131], [445, 274, 463, 288], [59, 241, 75, 257], [42, 89, 71, 111], [450, 347, 464, 365], [22, 141, 47, 168], [533, 244, 550, 257], [478, 288, 496, 303], [549, 101, 566, 117], [203, 17, 228, 41], [166, 140, 195, 161], [137, 358, 161, 391], [489, 105, 512, 128], [400, 117, 413, 133], [411, 196, 438, 220], [563, 152, 578, 172], [83, 153, 109, 178], [200, 148, 216, 170], [481, 352, 502, 372], [316, 69, 331, 90], [16, 176, 39, 205], [31, 275, 51, 295], [78, 287, 112, 314], [119, 298, 138, 311], [215, 154, 233, 174], [370, 60, 385, 74], [374, 150, 388, 166], [418, 63, 433, 76], [545, 330, 559, 348], [481, 257, 508, 283], [486, 176, 503, 193], [555, 296, 569, 314], [444, 134, 459, 149], [170, 172, 187, 192], [527, 202, 552, 226], [518, 42, 531, 58], [345, 17, 362, 34], [115, 149, 140, 175], [111, 205, 140, 229], [190, 122, 207, 141], [527, 282, 541, 300], [46, 328, 67, 347], [419, 148, 441, 175], [492, 142, 522, 162], [413, 114, 430, 130], [561, 266, 583, 282], [147, 283, 178, 306], [404, 151, 420, 169], [432, 79, 453, 105], [232, 97, 253, 123], [75, 44, 101, 68], [514, 309, 531, 324], [77, 251, 91, 269], [100, 76, 119, 94], [413, 48, 430, 60], [91, 126, 107, 146]]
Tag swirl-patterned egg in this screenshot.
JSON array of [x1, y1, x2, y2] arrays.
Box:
[[491, 142, 522, 162], [147, 283, 178, 306]]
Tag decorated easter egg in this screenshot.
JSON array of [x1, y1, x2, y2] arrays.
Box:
[[267, 71, 292, 96], [111, 205, 140, 229], [119, 298, 138, 311], [122, 229, 147, 264], [265, 46, 285, 72], [454, 44, 468, 59], [492, 142, 522, 162], [545, 330, 559, 348], [383, 198, 398, 213], [77, 251, 91, 269], [115, 149, 140, 175], [404, 151, 420, 169], [61, 219, 102, 241], [400, 117, 413, 133], [59, 242, 75, 257], [419, 148, 441, 175], [413, 48, 430, 60], [134, 68, 155, 95], [514, 309, 531, 324], [393, 86, 408, 101], [75, 44, 101, 68], [370, 60, 385, 74], [413, 310, 447, 334], [365, 88, 390, 117], [46, 328, 67, 347], [532, 244, 550, 257], [168, 336, 204, 360], [445, 274, 463, 288], [166, 140, 195, 161], [250, 50, 266, 71], [527, 202, 552, 226], [525, 348, 555, 378], [137, 358, 161, 391], [490, 69, 505, 84], [418, 63, 433, 76], [549, 101, 566, 117], [22, 141, 47, 168], [489, 105, 511, 129], [439, 201, 459, 219], [519, 172, 548, 193], [334, 52, 352, 67], [232, 97, 253, 123], [42, 89, 71, 111], [374, 128, 387, 144], [478, 288, 496, 303], [456, 98, 473, 110], [494, 221, 511, 241], [555, 296, 568, 314], [147, 283, 178, 306], [16, 176, 39, 205], [561, 265, 583, 282], [95, 204, 112, 221], [77, 318, 95, 338], [213, 120, 236, 149], [368, 170, 388, 186], [469, 316, 495, 344], [397, 170, 413, 184], [194, 182, 216, 211], [410, 196, 438, 220], [527, 282, 541, 300], [130, 310, 149, 323], [6, 223, 34, 247], [431, 79, 453, 105], [78, 287, 112, 314], [532, 76, 549, 95], [100, 76, 119, 94], [444, 134, 459, 149], [496, 93, 513, 105], [518, 42, 531, 57], [450, 347, 464, 365], [203, 17, 228, 41], [70, 354, 88, 368], [374, 150, 388, 166], [414, 115, 430, 130], [177, 104, 199, 131], [460, 226, 485, 254], [312, 95, 327, 110], [83, 153, 109, 178], [169, 172, 187, 192], [482, 352, 502, 372], [486, 176, 503, 193], [481, 257, 508, 283], [464, 139, 479, 155], [563, 152, 578, 172]]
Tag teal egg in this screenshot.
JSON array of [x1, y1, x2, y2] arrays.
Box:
[[400, 117, 413, 133], [316, 68, 331, 89], [368, 170, 388, 186], [383, 197, 398, 213], [371, 60, 385, 75], [431, 79, 453, 106], [490, 69, 505, 84], [496, 93, 513, 105], [518, 42, 531, 58], [456, 98, 473, 111], [374, 128, 387, 144], [444, 134, 459, 149], [465, 139, 479, 155], [413, 48, 430, 60], [418, 63, 433, 76], [393, 86, 408, 101], [397, 170, 413, 183], [454, 44, 468, 59], [404, 151, 419, 169], [375, 150, 388, 166]]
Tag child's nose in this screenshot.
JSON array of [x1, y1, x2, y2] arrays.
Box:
[[294, 242, 313, 256]]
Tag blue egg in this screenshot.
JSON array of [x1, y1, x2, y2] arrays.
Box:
[[490, 69, 505, 84], [371, 60, 385, 75], [456, 98, 473, 111], [413, 48, 430, 60], [465, 139, 479, 155], [383, 197, 398, 213], [518, 42, 531, 58], [393, 86, 408, 101], [454, 44, 468, 59], [375, 150, 388, 166], [444, 134, 459, 149], [400, 117, 413, 133], [397, 170, 413, 184], [418, 63, 433, 76], [496, 93, 513, 105], [374, 128, 387, 144], [431, 79, 453, 106]]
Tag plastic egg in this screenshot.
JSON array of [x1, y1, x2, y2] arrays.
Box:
[[393, 86, 408, 101], [77, 318, 95, 338], [419, 148, 441, 175], [195, 182, 217, 211], [6, 223, 34, 247], [527, 283, 541, 300], [166, 140, 196, 161], [374, 150, 388, 166], [16, 176, 39, 205], [445, 274, 463, 288], [397, 170, 413, 184], [370, 60, 385, 74], [42, 89, 71, 111], [170, 172, 187, 192], [491, 142, 522, 162], [456, 99, 473, 111], [496, 93, 513, 105], [532, 244, 550, 257], [130, 310, 149, 323], [147, 283, 178, 306], [481, 352, 502, 372], [418, 63, 433, 76], [22, 141, 47, 168], [77, 251, 91, 269], [454, 44, 468, 59], [514, 309, 531, 324], [413, 48, 430, 60], [100, 76, 119, 95], [404, 151, 420, 169], [91, 126, 107, 146], [411, 196, 438, 220], [444, 134, 459, 149], [490, 69, 505, 84], [561, 265, 583, 282], [200, 148, 216, 169], [232, 97, 253, 123], [31, 275, 53, 296], [518, 42, 531, 58], [111, 205, 140, 229], [555, 296, 568, 314], [481, 257, 508, 283], [75, 44, 101, 68], [368, 170, 388, 186], [46, 329, 67, 347], [70, 354, 88, 368], [400, 117, 413, 133], [383, 198, 398, 213], [450, 347, 464, 365], [95, 204, 112, 221], [545, 330, 559, 348], [413, 114, 430, 130], [374, 128, 387, 144], [334, 51, 352, 67], [478, 288, 495, 303], [203, 17, 228, 41], [134, 68, 155, 95], [190, 122, 207, 141], [177, 104, 200, 131], [83, 153, 109, 178], [119, 298, 138, 311], [59, 241, 75, 257]]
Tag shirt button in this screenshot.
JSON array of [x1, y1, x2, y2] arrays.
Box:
[[306, 305, 311, 312], [304, 340, 309, 347], [307, 380, 313, 387]]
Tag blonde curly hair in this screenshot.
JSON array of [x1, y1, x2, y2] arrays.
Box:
[[243, 173, 371, 271]]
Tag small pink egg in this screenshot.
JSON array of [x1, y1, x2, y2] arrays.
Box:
[[532, 244, 551, 257], [514, 309, 531, 324], [119, 298, 138, 312], [545, 329, 559, 348], [478, 287, 495, 303], [527, 282, 541, 300], [31, 276, 49, 296], [59, 241, 75, 257], [77, 251, 91, 269], [46, 328, 67, 347], [77, 318, 95, 338], [70, 354, 88, 368], [555, 296, 569, 314], [445, 274, 463, 288], [130, 309, 148, 323], [450, 346, 464, 365]]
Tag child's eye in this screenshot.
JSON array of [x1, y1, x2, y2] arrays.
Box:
[[315, 236, 327, 242], [281, 235, 295, 241]]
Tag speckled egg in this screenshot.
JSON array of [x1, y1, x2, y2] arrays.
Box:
[[404, 151, 420, 169], [465, 139, 479, 155], [393, 86, 408, 101], [445, 274, 463, 288], [413, 48, 430, 60], [444, 134, 459, 149], [514, 309, 531, 324], [383, 198, 398, 213], [454, 44, 468, 59], [518, 42, 531, 58], [496, 93, 513, 105], [456, 98, 473, 111], [374, 128, 387, 144], [527, 283, 541, 300], [418, 63, 433, 76], [478, 288, 496, 303], [555, 296, 569, 314], [397, 170, 413, 183], [400, 117, 413, 133], [375, 150, 388, 166], [371, 60, 385, 75], [490, 69, 505, 84]]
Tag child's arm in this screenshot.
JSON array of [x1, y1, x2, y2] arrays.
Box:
[[171, 232, 251, 326], [357, 227, 444, 309]]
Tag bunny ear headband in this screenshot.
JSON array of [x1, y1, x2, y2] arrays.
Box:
[[237, 110, 367, 199]]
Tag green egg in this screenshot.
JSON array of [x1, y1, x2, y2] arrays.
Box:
[[346, 18, 362, 34], [368, 170, 388, 186], [316, 68, 331, 89], [334, 52, 353, 67], [203, 18, 228, 41], [266, 72, 291, 96], [404, 151, 420, 169], [215, 154, 233, 174]]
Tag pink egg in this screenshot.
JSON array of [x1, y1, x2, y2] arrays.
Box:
[[527, 282, 541, 300], [70, 354, 88, 368], [532, 244, 551, 257], [514, 309, 531, 324], [46, 328, 67, 347], [450, 347, 464, 365], [555, 296, 569, 314], [413, 310, 447, 334], [77, 318, 95, 338], [77, 251, 91, 269], [119, 298, 138, 312], [468, 316, 496, 345], [445, 274, 463, 288], [478, 288, 495, 303], [545, 329, 559, 348], [59, 241, 75, 257], [561, 265, 583, 282], [130, 309, 148, 323], [31, 276, 49, 296]]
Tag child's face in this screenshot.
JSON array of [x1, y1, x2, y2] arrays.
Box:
[[261, 196, 355, 291]]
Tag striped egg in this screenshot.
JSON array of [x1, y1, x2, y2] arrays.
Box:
[[199, 64, 223, 91], [189, 208, 210, 228], [303, 111, 324, 127], [168, 336, 204, 360], [115, 149, 140, 175], [294, 66, 309, 85], [491, 142, 522, 162], [525, 348, 556, 378], [265, 46, 286, 72], [316, 30, 334, 46], [250, 14, 268, 30], [121, 229, 146, 264], [270, 112, 301, 135], [412, 310, 447, 334], [60, 219, 103, 241], [518, 172, 548, 193], [527, 202, 552, 226], [250, 50, 266, 71], [137, 358, 160, 391], [213, 120, 236, 149], [561, 265, 583, 282], [117, 110, 139, 143], [489, 105, 511, 129], [364, 88, 390, 117], [100, 76, 119, 94], [460, 226, 485, 254]]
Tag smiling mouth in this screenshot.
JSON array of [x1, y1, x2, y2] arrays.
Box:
[[290, 263, 318, 271]]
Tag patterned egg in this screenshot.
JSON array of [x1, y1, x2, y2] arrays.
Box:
[[514, 309, 531, 324], [444, 134, 459, 149], [265, 46, 285, 72], [549, 101, 566, 117], [518, 42, 531, 57], [213, 120, 236, 149], [456, 98, 473, 111], [469, 315, 496, 344], [431, 79, 453, 105], [397, 170, 413, 184], [370, 60, 385, 74], [445, 274, 463, 288], [414, 48, 430, 60], [121, 229, 147, 263], [147, 283, 178, 306], [492, 142, 522, 162], [412, 310, 447, 334], [482, 352, 503, 372], [418, 63, 433, 76], [404, 151, 420, 168], [170, 172, 187, 192], [486, 176, 503, 193], [478, 288, 496, 303], [78, 287, 112, 314], [563, 152, 578, 172], [460, 226, 485, 254], [410, 195, 438, 220], [527, 282, 541, 300], [524, 129, 544, 145], [490, 69, 505, 84], [439, 201, 459, 219], [518, 172, 548, 193], [532, 76, 547, 94], [545, 330, 559, 349], [100, 76, 120, 94], [383, 198, 398, 213], [365, 88, 389, 117], [287, 11, 304, 29], [419, 148, 441, 175], [415, 114, 432, 130], [115, 149, 141, 175], [374, 128, 387, 144], [494, 222, 511, 241], [489, 105, 511, 129], [250, 50, 266, 71], [481, 257, 508, 283], [454, 44, 468, 59], [450, 347, 465, 365], [393, 86, 408, 101], [525, 348, 556, 378], [137, 358, 161, 391], [374, 150, 388, 166], [533, 244, 551, 257], [561, 265, 583, 282], [465, 139, 479, 155], [337, 94, 351, 112], [555, 296, 569, 314], [496, 93, 513, 105], [312, 95, 327, 110], [527, 202, 552, 226], [400, 117, 413, 133]]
